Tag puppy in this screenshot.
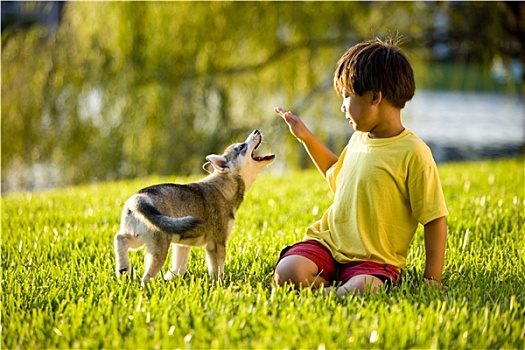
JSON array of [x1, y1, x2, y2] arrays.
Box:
[[114, 130, 275, 285]]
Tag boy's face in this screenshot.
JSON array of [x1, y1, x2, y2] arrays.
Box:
[[341, 88, 379, 133]]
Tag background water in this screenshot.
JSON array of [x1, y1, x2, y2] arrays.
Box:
[[402, 91, 524, 162]]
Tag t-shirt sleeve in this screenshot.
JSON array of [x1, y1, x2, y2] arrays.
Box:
[[408, 146, 449, 225]]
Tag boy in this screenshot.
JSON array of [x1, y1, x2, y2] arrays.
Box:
[[273, 38, 448, 297]]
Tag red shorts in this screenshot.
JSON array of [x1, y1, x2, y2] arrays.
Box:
[[278, 240, 400, 284]]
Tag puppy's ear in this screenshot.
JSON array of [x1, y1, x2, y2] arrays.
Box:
[[203, 161, 214, 174], [205, 154, 230, 173]]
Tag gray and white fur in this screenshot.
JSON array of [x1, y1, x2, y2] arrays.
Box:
[[114, 130, 275, 285]]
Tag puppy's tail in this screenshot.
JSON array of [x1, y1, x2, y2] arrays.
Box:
[[131, 195, 202, 235]]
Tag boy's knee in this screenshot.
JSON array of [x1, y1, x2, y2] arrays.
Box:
[[273, 270, 287, 287], [273, 259, 298, 287], [273, 255, 323, 288]]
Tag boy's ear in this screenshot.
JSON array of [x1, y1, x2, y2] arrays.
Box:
[[372, 91, 382, 105]]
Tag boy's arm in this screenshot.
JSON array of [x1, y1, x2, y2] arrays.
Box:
[[423, 216, 447, 286], [275, 107, 338, 177]]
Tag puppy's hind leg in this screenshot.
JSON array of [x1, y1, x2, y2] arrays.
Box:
[[142, 233, 171, 286], [114, 231, 132, 277], [164, 245, 191, 281]]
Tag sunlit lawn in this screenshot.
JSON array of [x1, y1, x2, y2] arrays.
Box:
[[2, 157, 524, 349]]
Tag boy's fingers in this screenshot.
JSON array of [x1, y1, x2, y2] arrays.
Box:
[[275, 107, 296, 120], [274, 106, 286, 116], [275, 107, 300, 128]]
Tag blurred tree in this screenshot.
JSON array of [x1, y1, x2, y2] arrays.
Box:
[[501, 1, 524, 97], [423, 1, 523, 94], [1, 1, 517, 191]]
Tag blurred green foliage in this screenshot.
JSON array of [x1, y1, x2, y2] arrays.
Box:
[[1, 2, 518, 190]]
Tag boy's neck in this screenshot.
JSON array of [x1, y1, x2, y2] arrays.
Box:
[[368, 104, 405, 139], [368, 127, 405, 139]]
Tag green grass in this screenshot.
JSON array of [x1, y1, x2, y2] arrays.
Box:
[[2, 158, 524, 349]]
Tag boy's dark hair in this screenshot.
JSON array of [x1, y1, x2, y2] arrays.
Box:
[[334, 38, 415, 109]]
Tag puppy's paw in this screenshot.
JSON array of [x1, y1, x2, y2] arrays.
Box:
[[163, 270, 174, 281], [163, 270, 181, 281], [141, 274, 152, 286], [116, 266, 131, 278]]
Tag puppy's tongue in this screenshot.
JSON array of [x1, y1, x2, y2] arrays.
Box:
[[253, 154, 275, 161]]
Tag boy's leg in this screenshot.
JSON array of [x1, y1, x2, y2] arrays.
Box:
[[273, 240, 336, 289], [274, 255, 328, 288], [335, 274, 385, 297], [335, 261, 400, 297]]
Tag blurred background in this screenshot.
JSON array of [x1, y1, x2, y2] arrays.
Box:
[[1, 1, 523, 193]]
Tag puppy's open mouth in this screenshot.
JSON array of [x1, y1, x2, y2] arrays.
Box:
[[251, 132, 275, 162]]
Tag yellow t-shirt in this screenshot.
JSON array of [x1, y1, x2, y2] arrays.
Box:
[[306, 129, 448, 269]]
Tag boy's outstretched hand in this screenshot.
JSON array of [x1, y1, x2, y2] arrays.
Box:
[[274, 107, 311, 143], [274, 106, 339, 177]]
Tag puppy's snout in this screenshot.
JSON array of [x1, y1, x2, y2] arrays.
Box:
[[247, 130, 262, 144]]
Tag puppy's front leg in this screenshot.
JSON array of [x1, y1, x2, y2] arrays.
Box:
[[164, 244, 191, 281], [205, 242, 226, 281]]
